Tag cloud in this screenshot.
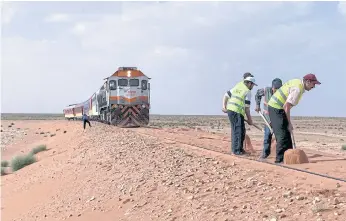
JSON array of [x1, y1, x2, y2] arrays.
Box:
[[44, 13, 70, 22], [1, 2, 16, 25], [338, 1, 346, 16], [1, 1, 346, 116]]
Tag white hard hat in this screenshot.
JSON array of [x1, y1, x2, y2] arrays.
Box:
[[244, 76, 258, 86]]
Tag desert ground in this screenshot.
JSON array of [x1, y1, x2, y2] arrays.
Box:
[[1, 114, 346, 221]]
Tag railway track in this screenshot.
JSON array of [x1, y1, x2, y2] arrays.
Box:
[[130, 125, 346, 183], [88, 120, 346, 183]]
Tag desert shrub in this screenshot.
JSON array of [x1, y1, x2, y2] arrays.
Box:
[[30, 144, 47, 155], [1, 160, 9, 167], [10, 153, 36, 172], [342, 145, 346, 150], [1, 167, 6, 176]]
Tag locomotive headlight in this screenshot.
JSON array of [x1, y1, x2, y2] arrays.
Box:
[[127, 70, 131, 77], [142, 104, 146, 108]]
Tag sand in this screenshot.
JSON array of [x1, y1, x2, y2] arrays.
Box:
[[1, 116, 346, 221]]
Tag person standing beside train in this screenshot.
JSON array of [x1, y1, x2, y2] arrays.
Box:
[[82, 113, 92, 131]]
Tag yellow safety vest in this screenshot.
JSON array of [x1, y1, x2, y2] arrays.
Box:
[[226, 81, 250, 116], [268, 79, 304, 109]]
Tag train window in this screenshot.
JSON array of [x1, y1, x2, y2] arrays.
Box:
[[109, 80, 117, 90], [130, 79, 139, 87], [141, 80, 148, 90], [118, 79, 128, 86]]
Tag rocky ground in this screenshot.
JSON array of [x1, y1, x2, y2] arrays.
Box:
[[1, 118, 346, 221]]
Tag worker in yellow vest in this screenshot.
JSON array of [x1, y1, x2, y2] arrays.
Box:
[[222, 72, 253, 113], [223, 75, 257, 155], [267, 74, 321, 163]]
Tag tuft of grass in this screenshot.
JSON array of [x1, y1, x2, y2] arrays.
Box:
[[1, 160, 9, 167], [342, 145, 346, 151], [30, 144, 47, 155], [10, 153, 36, 172], [1, 167, 6, 176]]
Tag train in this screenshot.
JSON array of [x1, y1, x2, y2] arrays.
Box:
[[63, 67, 151, 127]]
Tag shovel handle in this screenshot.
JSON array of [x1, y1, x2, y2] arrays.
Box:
[[245, 119, 264, 132], [291, 130, 296, 149], [258, 111, 273, 134]]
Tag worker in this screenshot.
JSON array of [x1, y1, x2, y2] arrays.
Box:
[[223, 75, 257, 155], [222, 72, 254, 113], [254, 78, 283, 159], [82, 113, 92, 130], [267, 74, 321, 163]]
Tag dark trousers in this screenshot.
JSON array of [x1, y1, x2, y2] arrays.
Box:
[[268, 106, 292, 162], [83, 119, 91, 129], [262, 125, 273, 158], [227, 110, 245, 155]]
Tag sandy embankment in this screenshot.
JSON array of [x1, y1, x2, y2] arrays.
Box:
[[1, 120, 345, 221]]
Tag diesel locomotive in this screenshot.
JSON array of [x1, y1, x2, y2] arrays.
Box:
[[63, 67, 151, 127]]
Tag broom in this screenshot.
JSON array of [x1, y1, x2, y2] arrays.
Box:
[[283, 130, 309, 164], [244, 119, 264, 154]]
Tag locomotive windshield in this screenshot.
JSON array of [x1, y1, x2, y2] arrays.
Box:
[[129, 79, 139, 87], [118, 79, 128, 86]]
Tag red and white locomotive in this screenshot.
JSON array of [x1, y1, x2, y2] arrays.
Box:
[[63, 67, 151, 127]]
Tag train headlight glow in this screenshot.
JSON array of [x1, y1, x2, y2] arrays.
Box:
[[127, 70, 131, 77]]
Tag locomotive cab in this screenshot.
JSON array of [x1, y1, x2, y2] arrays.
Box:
[[106, 67, 151, 126]]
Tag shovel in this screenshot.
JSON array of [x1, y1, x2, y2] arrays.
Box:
[[242, 119, 264, 154], [244, 119, 264, 132], [258, 111, 273, 134], [257, 111, 276, 160]]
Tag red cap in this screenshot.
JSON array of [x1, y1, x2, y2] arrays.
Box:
[[303, 73, 321, 84]]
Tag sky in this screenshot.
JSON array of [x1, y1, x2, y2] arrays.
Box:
[[1, 1, 346, 117]]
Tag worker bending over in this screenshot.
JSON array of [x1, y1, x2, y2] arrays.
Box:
[[267, 74, 321, 163], [223, 75, 257, 155], [255, 78, 283, 159]]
